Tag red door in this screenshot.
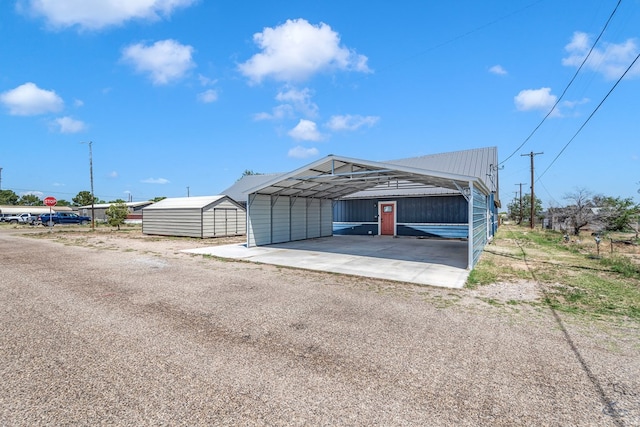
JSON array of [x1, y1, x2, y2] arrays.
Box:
[[380, 203, 395, 235]]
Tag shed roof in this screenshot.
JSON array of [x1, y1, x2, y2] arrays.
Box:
[[143, 195, 236, 210], [245, 154, 489, 200]]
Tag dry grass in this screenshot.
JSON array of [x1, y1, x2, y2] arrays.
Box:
[[470, 224, 640, 322]]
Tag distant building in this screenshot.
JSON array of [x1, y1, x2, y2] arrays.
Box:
[[78, 201, 154, 222]]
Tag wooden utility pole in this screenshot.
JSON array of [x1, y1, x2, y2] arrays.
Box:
[[521, 152, 543, 229], [515, 183, 525, 225]]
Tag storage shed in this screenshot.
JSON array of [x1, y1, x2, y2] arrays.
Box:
[[142, 195, 246, 238]]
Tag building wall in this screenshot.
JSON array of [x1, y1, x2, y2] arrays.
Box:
[[471, 186, 489, 266], [143, 208, 205, 238], [290, 197, 307, 241], [247, 195, 332, 247], [333, 195, 469, 238]]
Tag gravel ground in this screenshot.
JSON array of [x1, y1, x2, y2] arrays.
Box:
[[1, 229, 639, 426]]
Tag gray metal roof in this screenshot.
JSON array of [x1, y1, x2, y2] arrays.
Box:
[[387, 146, 498, 192], [344, 146, 499, 199], [222, 173, 285, 203], [245, 155, 489, 200], [225, 147, 499, 203]]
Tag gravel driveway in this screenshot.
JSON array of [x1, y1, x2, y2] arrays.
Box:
[[1, 230, 638, 426]]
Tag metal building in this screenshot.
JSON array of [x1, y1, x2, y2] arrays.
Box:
[[237, 148, 499, 269], [142, 195, 246, 238]]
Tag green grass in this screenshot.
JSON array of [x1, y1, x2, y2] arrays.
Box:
[[470, 225, 640, 322]]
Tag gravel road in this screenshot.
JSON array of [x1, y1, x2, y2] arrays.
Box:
[[1, 230, 639, 426]]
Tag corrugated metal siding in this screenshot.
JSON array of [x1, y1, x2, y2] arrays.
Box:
[[320, 199, 333, 237], [397, 196, 467, 223], [143, 209, 204, 238], [306, 199, 321, 238], [333, 199, 376, 222], [248, 194, 271, 246], [334, 196, 467, 224], [272, 196, 291, 244], [472, 187, 488, 267], [291, 197, 307, 240]]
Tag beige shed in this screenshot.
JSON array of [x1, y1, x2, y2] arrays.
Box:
[[142, 195, 246, 238]]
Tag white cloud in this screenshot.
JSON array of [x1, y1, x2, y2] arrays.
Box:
[[108, 171, 119, 179], [514, 87, 558, 113], [0, 82, 64, 115], [253, 104, 294, 121], [22, 0, 197, 30], [489, 65, 507, 75], [325, 114, 379, 131], [122, 39, 195, 85], [53, 116, 87, 133], [288, 119, 323, 141], [562, 31, 640, 80], [74, 99, 84, 107], [288, 146, 319, 159], [198, 74, 217, 86], [197, 89, 218, 103], [275, 87, 318, 117], [141, 177, 170, 184], [238, 18, 371, 84]]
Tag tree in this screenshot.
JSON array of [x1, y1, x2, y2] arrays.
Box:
[[507, 193, 542, 224], [563, 188, 594, 235], [238, 170, 262, 181], [72, 190, 98, 206], [55, 199, 72, 207], [151, 196, 166, 202], [105, 202, 129, 230], [108, 199, 127, 203], [0, 189, 19, 205], [18, 194, 42, 206], [597, 196, 639, 232]]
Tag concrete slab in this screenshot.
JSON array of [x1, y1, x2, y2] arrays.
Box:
[[184, 235, 469, 288]]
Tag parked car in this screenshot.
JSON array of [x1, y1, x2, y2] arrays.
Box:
[[3, 213, 39, 225], [38, 212, 92, 226]]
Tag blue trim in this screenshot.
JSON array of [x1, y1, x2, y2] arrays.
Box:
[[397, 224, 468, 239], [333, 222, 467, 238], [333, 222, 378, 235]]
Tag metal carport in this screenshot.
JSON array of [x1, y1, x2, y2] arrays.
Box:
[[244, 155, 492, 269]]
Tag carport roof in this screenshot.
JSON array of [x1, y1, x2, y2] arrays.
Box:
[[245, 155, 489, 200]]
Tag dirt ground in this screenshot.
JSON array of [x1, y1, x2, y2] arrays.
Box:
[[1, 226, 639, 426]]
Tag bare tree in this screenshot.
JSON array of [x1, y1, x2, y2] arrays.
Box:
[[563, 188, 595, 235]]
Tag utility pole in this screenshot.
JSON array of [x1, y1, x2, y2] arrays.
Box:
[[521, 151, 543, 229], [515, 183, 525, 225], [187, 186, 190, 197], [82, 141, 95, 230], [0, 167, 3, 190]]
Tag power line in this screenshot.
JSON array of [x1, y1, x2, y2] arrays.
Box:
[[500, 0, 623, 166], [537, 50, 640, 181]]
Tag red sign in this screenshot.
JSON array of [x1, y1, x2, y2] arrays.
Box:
[[44, 196, 57, 207]]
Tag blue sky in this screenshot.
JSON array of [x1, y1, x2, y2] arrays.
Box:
[[1, 0, 639, 207]]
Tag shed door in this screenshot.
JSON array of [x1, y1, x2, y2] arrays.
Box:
[[380, 203, 395, 235]]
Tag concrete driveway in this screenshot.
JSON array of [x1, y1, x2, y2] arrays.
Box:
[[185, 235, 469, 288]]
